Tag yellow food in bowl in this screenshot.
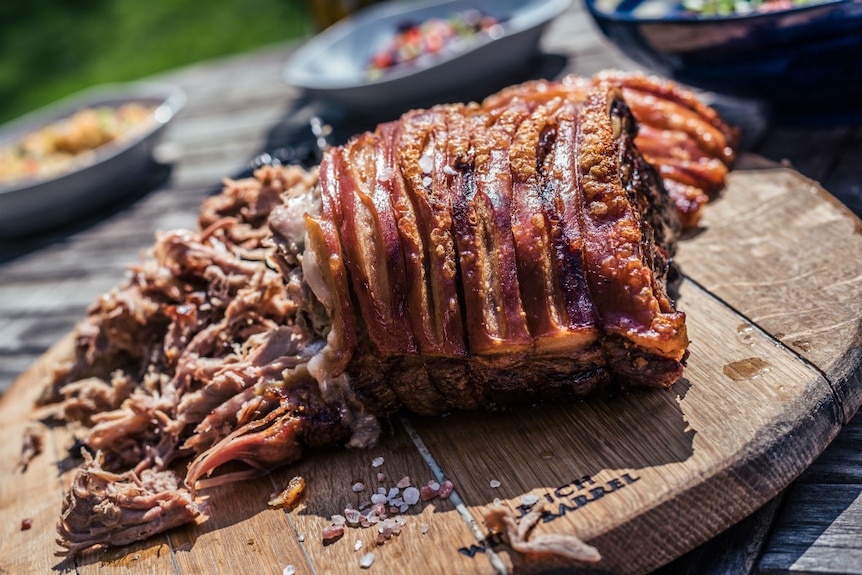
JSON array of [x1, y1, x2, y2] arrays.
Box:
[[0, 103, 156, 185]]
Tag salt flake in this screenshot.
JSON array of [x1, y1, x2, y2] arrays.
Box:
[[360, 551, 376, 569], [521, 493, 540, 506], [402, 486, 420, 505]]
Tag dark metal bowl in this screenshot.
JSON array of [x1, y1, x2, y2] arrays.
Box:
[[584, 0, 862, 123]]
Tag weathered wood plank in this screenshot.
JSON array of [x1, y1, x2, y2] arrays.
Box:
[[655, 494, 785, 575], [754, 409, 862, 575], [758, 483, 862, 575]]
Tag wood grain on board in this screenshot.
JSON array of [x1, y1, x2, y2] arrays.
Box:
[[676, 160, 862, 423], [0, 164, 860, 575]]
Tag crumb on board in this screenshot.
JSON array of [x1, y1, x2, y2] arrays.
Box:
[[269, 476, 306, 510]]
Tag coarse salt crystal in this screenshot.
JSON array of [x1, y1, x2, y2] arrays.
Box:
[[422, 176, 433, 188], [377, 487, 387, 495], [420, 485, 438, 501], [421, 523, 430, 534], [438, 480, 454, 499], [396, 476, 411, 489], [360, 551, 376, 569], [490, 480, 502, 488], [331, 514, 346, 525], [297, 533, 306, 542], [399, 503, 409, 513], [371, 493, 388, 505], [377, 472, 386, 482], [345, 508, 362, 524], [371, 456, 385, 468], [354, 539, 363, 551], [352, 482, 365, 492], [443, 165, 457, 176], [521, 493, 540, 506], [427, 480, 440, 491], [402, 486, 420, 505], [387, 487, 400, 499], [283, 565, 296, 575], [322, 524, 344, 542]]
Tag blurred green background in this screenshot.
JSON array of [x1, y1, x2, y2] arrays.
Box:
[[0, 0, 315, 125]]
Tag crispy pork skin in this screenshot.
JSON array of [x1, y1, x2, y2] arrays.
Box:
[[484, 72, 738, 229]]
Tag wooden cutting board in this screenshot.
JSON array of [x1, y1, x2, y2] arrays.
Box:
[[2, 157, 862, 575]]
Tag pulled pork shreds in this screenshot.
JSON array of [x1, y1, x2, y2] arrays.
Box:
[[483, 503, 601, 563], [44, 165, 360, 554], [57, 450, 199, 555]]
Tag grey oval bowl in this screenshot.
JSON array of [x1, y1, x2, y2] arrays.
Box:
[[283, 0, 572, 115], [0, 82, 185, 239]]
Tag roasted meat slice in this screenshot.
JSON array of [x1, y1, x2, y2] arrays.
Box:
[[39, 71, 737, 555]]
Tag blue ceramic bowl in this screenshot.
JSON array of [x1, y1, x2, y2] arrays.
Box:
[[584, 0, 862, 122]]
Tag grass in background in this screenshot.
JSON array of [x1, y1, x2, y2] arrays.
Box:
[[0, 0, 313, 125]]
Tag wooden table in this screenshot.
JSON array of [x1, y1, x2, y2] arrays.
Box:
[[1, 3, 860, 574]]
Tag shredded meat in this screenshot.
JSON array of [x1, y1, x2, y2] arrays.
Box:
[[57, 450, 199, 555]]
